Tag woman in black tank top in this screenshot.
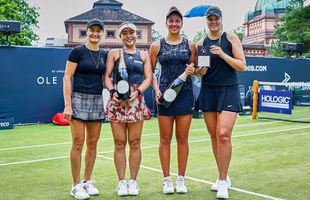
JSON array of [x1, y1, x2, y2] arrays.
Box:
[[104, 22, 152, 196], [149, 7, 196, 194], [195, 6, 246, 199]]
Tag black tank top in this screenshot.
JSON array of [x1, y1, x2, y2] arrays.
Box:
[[157, 37, 192, 92], [113, 49, 144, 84], [202, 32, 238, 86]]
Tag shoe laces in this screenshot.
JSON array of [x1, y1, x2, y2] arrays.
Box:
[[164, 178, 172, 188], [83, 180, 95, 189], [118, 180, 128, 191], [218, 180, 228, 189], [128, 180, 139, 190], [73, 183, 85, 193], [177, 176, 185, 187]]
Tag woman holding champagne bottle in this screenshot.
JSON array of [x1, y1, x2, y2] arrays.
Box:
[[196, 6, 246, 199], [149, 6, 196, 194], [104, 22, 152, 196]]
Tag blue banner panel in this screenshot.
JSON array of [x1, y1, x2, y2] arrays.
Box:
[[259, 90, 292, 114], [0, 46, 71, 124], [0, 118, 14, 130], [0, 46, 156, 124]]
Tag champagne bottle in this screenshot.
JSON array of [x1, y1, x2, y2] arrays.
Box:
[[116, 49, 131, 100], [159, 71, 188, 108]]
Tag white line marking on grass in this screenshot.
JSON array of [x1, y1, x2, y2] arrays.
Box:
[[0, 156, 69, 166], [96, 155, 285, 200], [0, 120, 294, 151], [1, 126, 309, 167]]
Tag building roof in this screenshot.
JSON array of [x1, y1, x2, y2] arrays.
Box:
[[254, 0, 289, 12], [65, 0, 154, 32]]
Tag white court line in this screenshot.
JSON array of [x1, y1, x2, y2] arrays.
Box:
[[1, 126, 309, 167], [96, 154, 285, 200], [0, 156, 69, 166], [0, 120, 287, 151]]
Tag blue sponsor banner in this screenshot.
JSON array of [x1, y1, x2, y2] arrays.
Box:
[[0, 118, 14, 130], [259, 90, 292, 114]]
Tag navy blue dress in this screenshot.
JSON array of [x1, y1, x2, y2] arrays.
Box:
[[157, 38, 194, 116], [198, 32, 243, 113]]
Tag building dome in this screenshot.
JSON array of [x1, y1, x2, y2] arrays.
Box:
[[245, 10, 254, 21], [255, 0, 289, 11], [262, 3, 274, 14], [275, 0, 290, 9]]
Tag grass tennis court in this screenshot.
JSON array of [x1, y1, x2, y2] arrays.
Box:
[[0, 116, 309, 200]]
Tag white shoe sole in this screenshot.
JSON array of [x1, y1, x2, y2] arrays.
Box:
[[117, 193, 128, 196], [88, 192, 99, 196], [70, 193, 90, 200], [163, 190, 174, 194], [217, 194, 229, 199]]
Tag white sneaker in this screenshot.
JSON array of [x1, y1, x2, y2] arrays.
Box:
[[216, 180, 229, 199], [128, 179, 139, 196], [83, 180, 99, 196], [70, 183, 90, 200], [176, 175, 187, 194], [162, 176, 174, 194], [211, 176, 231, 191], [116, 180, 128, 196]]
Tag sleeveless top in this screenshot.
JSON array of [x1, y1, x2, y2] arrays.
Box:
[[157, 37, 192, 92], [202, 32, 238, 86], [113, 49, 144, 84]]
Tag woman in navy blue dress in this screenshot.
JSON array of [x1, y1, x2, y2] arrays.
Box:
[[149, 7, 196, 194], [196, 6, 246, 199]]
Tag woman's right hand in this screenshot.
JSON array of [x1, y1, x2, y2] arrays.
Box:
[[196, 66, 208, 77], [63, 105, 72, 121], [155, 89, 162, 104], [111, 92, 122, 104]]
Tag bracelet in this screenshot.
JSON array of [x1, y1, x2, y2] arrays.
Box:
[[110, 89, 117, 97], [136, 88, 142, 96]]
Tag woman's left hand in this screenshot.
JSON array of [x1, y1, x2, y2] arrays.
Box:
[[185, 63, 195, 76], [128, 90, 139, 102], [210, 45, 224, 57]]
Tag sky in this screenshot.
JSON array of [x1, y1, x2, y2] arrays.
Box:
[[27, 0, 264, 43]]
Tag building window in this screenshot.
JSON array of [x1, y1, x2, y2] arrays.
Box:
[[106, 30, 115, 38], [80, 30, 87, 38], [136, 30, 142, 39]]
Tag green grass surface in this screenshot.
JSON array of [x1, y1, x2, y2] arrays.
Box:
[[0, 116, 309, 200], [258, 106, 310, 122]]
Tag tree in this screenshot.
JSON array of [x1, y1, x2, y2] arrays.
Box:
[[193, 29, 208, 43], [151, 27, 163, 42], [269, 5, 310, 58], [0, 0, 39, 46], [232, 26, 244, 42]]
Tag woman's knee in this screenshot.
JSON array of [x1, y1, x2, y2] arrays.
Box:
[[129, 138, 141, 151], [160, 135, 172, 146], [114, 139, 126, 152], [86, 139, 98, 151], [72, 138, 84, 152], [176, 134, 188, 145], [217, 129, 231, 144]]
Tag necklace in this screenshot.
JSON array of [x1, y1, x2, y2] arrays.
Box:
[[86, 44, 101, 69], [209, 32, 222, 47]]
